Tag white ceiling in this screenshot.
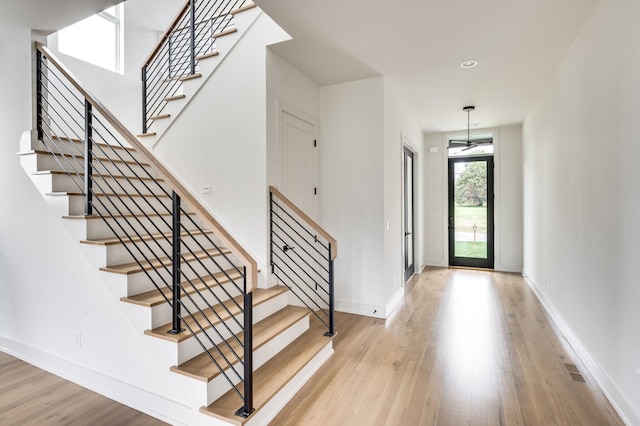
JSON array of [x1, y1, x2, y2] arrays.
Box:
[[0, 0, 599, 133], [0, 0, 120, 42], [256, 0, 600, 132]]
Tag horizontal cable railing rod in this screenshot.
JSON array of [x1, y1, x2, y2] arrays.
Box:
[[37, 41, 258, 291], [269, 186, 337, 260], [271, 230, 329, 285], [270, 209, 330, 264]]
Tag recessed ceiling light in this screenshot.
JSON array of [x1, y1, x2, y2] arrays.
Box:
[[460, 60, 478, 69]]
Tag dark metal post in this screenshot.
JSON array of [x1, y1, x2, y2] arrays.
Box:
[[36, 49, 43, 141], [189, 0, 196, 75], [84, 101, 93, 216], [141, 65, 148, 134], [236, 267, 254, 418], [168, 191, 184, 334], [325, 245, 335, 337]]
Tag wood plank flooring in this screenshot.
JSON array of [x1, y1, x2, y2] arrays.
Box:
[[0, 353, 166, 425], [271, 268, 624, 425]]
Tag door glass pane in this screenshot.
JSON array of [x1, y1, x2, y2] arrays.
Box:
[[453, 160, 487, 259], [406, 154, 413, 268]]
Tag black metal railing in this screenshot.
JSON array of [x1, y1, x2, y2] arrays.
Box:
[[269, 186, 336, 337], [141, 0, 253, 134], [36, 42, 255, 417]]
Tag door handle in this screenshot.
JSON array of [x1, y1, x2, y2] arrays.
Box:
[[448, 217, 454, 230], [404, 232, 412, 236], [283, 244, 295, 252]]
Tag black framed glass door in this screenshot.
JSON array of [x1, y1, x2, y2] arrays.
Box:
[[448, 155, 494, 269], [403, 147, 415, 281]]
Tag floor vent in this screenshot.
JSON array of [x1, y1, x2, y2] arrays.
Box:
[[565, 363, 586, 382]]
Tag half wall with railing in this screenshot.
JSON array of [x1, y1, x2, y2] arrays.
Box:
[[269, 186, 336, 337]]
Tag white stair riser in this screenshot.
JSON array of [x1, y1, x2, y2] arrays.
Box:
[[168, 313, 310, 409], [90, 231, 221, 267], [149, 280, 246, 330], [66, 194, 173, 216], [204, 315, 310, 406], [73, 213, 204, 240], [19, 151, 155, 179], [28, 136, 146, 164], [146, 291, 288, 366], [246, 340, 334, 426], [30, 171, 171, 196]]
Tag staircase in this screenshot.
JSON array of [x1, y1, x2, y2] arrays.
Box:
[[138, 0, 261, 146], [18, 3, 338, 420]]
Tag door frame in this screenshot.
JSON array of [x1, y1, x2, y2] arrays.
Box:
[[447, 155, 495, 269], [403, 146, 416, 282], [275, 101, 320, 220]]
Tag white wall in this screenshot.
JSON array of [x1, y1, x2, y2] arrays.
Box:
[[0, 31, 193, 425], [47, 0, 178, 131], [423, 125, 523, 272], [523, 0, 640, 422], [319, 77, 386, 317], [153, 14, 289, 277], [383, 84, 424, 313]]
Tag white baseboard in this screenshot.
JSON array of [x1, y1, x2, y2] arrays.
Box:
[[385, 288, 404, 318], [523, 277, 640, 426], [494, 263, 523, 273], [335, 299, 386, 319], [0, 336, 199, 426]]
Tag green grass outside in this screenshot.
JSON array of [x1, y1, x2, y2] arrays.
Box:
[[455, 241, 487, 258], [454, 205, 487, 233]]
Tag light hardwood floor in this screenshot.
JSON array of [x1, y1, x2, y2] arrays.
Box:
[[0, 269, 624, 425], [0, 353, 166, 425], [271, 268, 624, 425]]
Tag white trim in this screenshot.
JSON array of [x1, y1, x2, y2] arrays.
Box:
[[0, 337, 196, 426], [523, 276, 640, 426], [335, 299, 387, 319], [275, 99, 320, 221]]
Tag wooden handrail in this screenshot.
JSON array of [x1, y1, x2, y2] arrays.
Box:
[[141, 0, 190, 73], [269, 186, 338, 260], [36, 42, 258, 292]]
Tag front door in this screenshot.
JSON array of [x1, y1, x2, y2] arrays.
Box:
[[448, 156, 494, 269], [403, 147, 415, 281]]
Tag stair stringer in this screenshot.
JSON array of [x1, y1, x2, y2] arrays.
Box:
[[140, 5, 263, 147]]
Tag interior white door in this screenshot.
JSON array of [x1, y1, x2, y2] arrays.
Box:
[[276, 110, 320, 310], [278, 111, 317, 219]]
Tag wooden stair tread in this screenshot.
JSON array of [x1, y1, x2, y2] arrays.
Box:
[[63, 211, 194, 220], [47, 191, 170, 199], [164, 73, 202, 83], [99, 247, 231, 275], [81, 229, 213, 246], [212, 28, 237, 38], [201, 315, 333, 424], [150, 113, 170, 121], [145, 287, 289, 343], [17, 149, 150, 167], [122, 267, 243, 308], [164, 94, 186, 102], [196, 51, 219, 61], [45, 136, 136, 152], [171, 306, 310, 382], [230, 2, 256, 15], [32, 170, 163, 182], [137, 132, 157, 138]]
